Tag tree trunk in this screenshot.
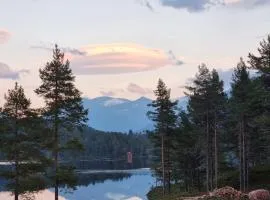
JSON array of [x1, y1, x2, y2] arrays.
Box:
[[210, 140, 214, 191], [168, 170, 171, 193], [242, 118, 246, 192], [185, 171, 188, 192], [54, 114, 59, 200], [206, 111, 209, 192], [239, 120, 243, 191], [197, 169, 201, 192], [246, 132, 249, 191], [15, 102, 19, 200], [214, 112, 218, 189], [55, 76, 59, 200], [161, 134, 165, 195], [167, 138, 171, 194], [15, 160, 19, 200], [209, 157, 213, 191], [54, 122, 59, 200]]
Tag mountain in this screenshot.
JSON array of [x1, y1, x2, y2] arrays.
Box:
[[83, 96, 188, 133]]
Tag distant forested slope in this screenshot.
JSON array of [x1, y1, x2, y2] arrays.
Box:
[[61, 127, 152, 170]]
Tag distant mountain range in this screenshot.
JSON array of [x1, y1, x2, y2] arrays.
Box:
[[83, 96, 188, 133]]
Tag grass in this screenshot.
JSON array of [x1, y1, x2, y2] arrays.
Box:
[[147, 184, 202, 200]]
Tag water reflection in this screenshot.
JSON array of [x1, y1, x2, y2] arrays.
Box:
[[76, 171, 132, 186], [60, 169, 154, 200], [66, 158, 149, 170], [0, 168, 154, 200]]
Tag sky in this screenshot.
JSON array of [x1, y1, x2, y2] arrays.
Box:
[[0, 0, 270, 107]]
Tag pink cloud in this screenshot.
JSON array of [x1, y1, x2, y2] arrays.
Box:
[[0, 29, 11, 44], [69, 43, 184, 74]]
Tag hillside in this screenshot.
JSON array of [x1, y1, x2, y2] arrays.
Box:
[[83, 96, 188, 132]]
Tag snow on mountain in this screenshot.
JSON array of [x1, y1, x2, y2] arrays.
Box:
[[103, 98, 129, 107]]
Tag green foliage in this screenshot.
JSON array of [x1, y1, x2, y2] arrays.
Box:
[[147, 184, 200, 200], [184, 64, 227, 191], [147, 78, 178, 193], [35, 44, 88, 199], [218, 165, 270, 190], [148, 79, 178, 132], [249, 35, 270, 90], [0, 83, 48, 199], [147, 35, 270, 196], [61, 127, 152, 169]]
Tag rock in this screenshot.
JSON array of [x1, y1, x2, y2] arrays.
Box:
[[212, 186, 243, 199], [249, 189, 270, 200], [198, 186, 248, 200]]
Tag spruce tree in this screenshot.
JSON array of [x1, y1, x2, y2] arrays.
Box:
[[185, 64, 226, 191], [0, 83, 48, 200], [35, 45, 88, 200], [229, 58, 251, 191], [209, 69, 226, 189], [185, 64, 212, 191], [147, 79, 178, 194]]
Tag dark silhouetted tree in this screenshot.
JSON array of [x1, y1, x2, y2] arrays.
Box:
[[148, 79, 178, 194], [35, 45, 88, 200]]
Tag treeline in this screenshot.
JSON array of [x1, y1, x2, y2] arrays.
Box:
[[148, 35, 270, 195], [62, 128, 152, 170]]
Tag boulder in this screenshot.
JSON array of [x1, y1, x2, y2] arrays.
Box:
[[249, 189, 270, 200]]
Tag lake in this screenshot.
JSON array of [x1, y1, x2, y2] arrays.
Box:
[[0, 168, 155, 200], [59, 168, 155, 200]]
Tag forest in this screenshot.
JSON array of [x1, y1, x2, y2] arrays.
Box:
[[61, 127, 152, 170], [147, 35, 270, 198]]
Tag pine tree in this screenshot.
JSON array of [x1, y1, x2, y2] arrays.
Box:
[[0, 83, 48, 200], [185, 64, 226, 191], [209, 69, 226, 189], [229, 58, 251, 191], [147, 79, 178, 194], [35, 45, 88, 200], [185, 64, 212, 191]]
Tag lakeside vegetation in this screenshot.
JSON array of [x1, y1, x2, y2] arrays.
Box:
[[147, 165, 270, 200], [147, 35, 270, 199]]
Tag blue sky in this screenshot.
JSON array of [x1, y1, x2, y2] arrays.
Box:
[[0, 0, 270, 106]]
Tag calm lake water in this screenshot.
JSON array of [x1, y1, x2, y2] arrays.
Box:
[[0, 168, 155, 200], [58, 168, 155, 200]]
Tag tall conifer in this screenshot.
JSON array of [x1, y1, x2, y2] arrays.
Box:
[[35, 45, 88, 200], [148, 79, 178, 194]]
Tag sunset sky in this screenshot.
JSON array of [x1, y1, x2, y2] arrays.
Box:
[[0, 0, 270, 106]]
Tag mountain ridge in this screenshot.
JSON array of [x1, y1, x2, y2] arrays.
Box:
[[83, 96, 188, 132]]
